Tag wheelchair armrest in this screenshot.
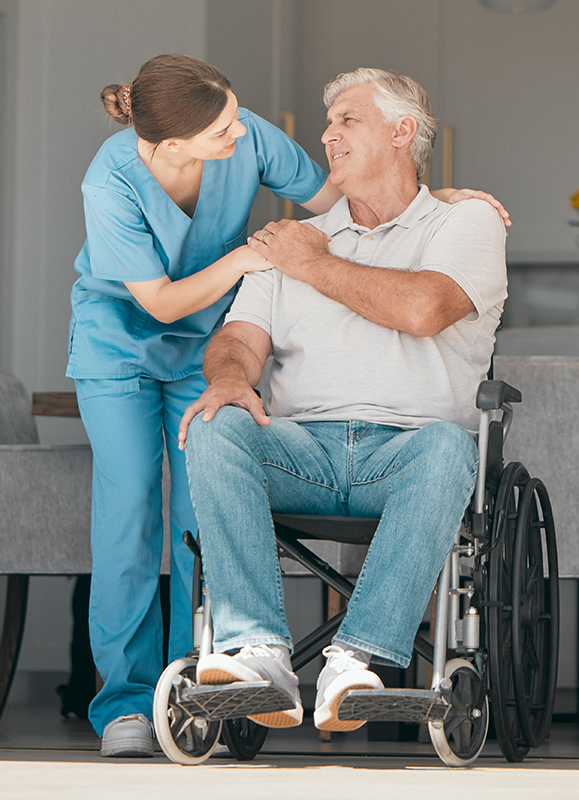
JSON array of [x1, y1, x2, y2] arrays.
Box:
[[476, 380, 521, 411]]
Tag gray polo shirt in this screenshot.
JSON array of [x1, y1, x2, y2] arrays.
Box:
[[225, 186, 507, 432]]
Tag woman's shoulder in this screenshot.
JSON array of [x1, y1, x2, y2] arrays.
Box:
[[236, 108, 299, 158], [238, 108, 281, 138], [83, 129, 140, 190]]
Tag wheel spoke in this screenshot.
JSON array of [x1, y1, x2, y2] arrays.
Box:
[[174, 711, 196, 741], [525, 629, 541, 672]]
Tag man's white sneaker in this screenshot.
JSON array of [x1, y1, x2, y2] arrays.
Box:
[[100, 713, 154, 757], [196, 644, 303, 728], [314, 645, 384, 731]]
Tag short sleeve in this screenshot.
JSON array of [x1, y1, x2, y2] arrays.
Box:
[[418, 199, 507, 320], [244, 111, 327, 204], [81, 185, 168, 282], [224, 269, 276, 336]]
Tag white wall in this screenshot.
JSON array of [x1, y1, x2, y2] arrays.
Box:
[[207, 0, 299, 232], [294, 0, 579, 263], [0, 0, 209, 678], [4, 0, 208, 445]]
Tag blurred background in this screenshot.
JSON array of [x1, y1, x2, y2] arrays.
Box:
[[0, 0, 577, 718]]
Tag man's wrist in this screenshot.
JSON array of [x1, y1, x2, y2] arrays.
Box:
[[304, 251, 339, 292]]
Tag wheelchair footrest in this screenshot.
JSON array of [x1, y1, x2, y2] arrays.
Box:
[[338, 688, 450, 724], [177, 681, 294, 721]]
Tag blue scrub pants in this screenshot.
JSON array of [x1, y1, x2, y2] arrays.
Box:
[[75, 372, 206, 737]]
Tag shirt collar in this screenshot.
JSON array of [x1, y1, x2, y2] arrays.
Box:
[[323, 184, 438, 236]]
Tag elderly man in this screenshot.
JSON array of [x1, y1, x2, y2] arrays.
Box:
[[178, 68, 507, 732]]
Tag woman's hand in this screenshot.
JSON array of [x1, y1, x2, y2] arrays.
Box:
[[233, 244, 272, 273], [431, 187, 511, 230]]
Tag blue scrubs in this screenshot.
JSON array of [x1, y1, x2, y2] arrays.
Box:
[[67, 109, 326, 736]]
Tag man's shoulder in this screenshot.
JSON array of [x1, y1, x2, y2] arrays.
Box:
[[433, 197, 503, 228]]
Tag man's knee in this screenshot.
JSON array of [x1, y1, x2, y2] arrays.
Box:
[[186, 406, 266, 474], [413, 421, 478, 480]]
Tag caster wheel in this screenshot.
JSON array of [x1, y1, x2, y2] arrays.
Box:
[[153, 657, 222, 765], [429, 658, 489, 767], [222, 717, 268, 761]]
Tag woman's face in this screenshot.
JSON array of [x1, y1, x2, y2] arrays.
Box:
[[169, 91, 247, 161]]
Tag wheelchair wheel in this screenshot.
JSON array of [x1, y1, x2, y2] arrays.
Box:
[[429, 658, 489, 767], [487, 462, 531, 762], [511, 477, 559, 749], [153, 657, 222, 765], [222, 717, 268, 761]]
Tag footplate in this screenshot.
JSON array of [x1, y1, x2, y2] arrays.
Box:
[[176, 681, 294, 721], [338, 688, 450, 724]]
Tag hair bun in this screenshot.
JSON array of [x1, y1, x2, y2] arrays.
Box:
[[100, 83, 132, 125]]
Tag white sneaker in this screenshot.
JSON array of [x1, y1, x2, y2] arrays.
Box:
[[314, 645, 384, 732], [100, 713, 154, 757], [196, 645, 303, 728]]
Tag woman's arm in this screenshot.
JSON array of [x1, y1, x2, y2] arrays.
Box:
[[431, 187, 511, 228], [125, 245, 269, 324], [299, 178, 343, 214], [299, 179, 512, 226]]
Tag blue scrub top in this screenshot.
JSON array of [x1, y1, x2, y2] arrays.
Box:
[[66, 108, 326, 381]]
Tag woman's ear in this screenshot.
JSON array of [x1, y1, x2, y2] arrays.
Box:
[[162, 138, 181, 154]]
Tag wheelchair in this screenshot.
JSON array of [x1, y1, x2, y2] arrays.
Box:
[[153, 378, 559, 767]]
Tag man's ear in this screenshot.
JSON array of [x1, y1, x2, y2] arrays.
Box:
[[391, 116, 418, 149]]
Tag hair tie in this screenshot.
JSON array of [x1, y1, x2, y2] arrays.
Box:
[[123, 85, 132, 116]]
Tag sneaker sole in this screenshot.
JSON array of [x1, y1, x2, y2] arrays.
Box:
[[248, 704, 303, 729], [197, 659, 302, 728], [100, 739, 154, 758], [314, 671, 384, 732], [314, 682, 374, 731]]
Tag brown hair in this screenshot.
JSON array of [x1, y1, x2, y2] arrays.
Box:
[[100, 54, 232, 143]]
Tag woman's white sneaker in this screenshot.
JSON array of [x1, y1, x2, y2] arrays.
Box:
[[100, 713, 154, 757], [314, 645, 384, 731]]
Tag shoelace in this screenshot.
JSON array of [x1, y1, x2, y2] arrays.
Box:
[[235, 644, 275, 660], [321, 645, 368, 673]]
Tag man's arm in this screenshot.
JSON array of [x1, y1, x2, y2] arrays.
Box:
[[178, 321, 273, 448], [248, 220, 475, 337]]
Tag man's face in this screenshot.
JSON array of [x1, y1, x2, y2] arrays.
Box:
[[321, 83, 397, 191]]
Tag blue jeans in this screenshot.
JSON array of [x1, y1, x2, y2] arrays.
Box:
[[186, 407, 478, 669], [76, 372, 206, 736]]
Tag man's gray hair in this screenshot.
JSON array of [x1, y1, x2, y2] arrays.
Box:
[[323, 68, 437, 179]]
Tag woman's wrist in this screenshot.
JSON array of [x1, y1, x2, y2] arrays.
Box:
[[222, 247, 250, 280]]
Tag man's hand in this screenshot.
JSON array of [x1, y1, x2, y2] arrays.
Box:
[[247, 219, 331, 283], [178, 377, 270, 450]]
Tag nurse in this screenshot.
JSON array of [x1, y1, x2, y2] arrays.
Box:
[[67, 53, 339, 758], [66, 53, 509, 758]]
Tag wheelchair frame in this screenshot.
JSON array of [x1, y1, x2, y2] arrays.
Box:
[[153, 379, 559, 767]]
